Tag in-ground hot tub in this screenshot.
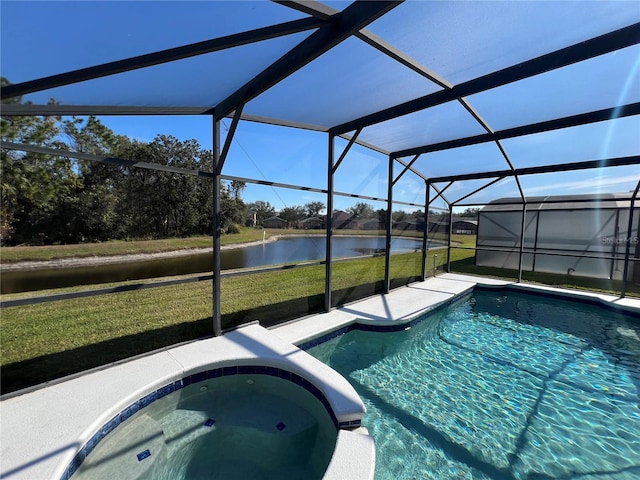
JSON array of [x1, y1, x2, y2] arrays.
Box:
[[66, 367, 340, 480], [1, 324, 373, 480]]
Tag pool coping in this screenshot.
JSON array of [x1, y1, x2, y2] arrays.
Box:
[[1, 324, 368, 480], [2, 273, 639, 480], [272, 273, 640, 347]]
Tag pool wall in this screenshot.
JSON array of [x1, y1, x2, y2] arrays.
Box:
[[63, 365, 360, 479]]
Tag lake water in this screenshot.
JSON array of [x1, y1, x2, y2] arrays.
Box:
[[2, 236, 428, 294]]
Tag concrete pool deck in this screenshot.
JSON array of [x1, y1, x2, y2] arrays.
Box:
[[2, 273, 639, 480]]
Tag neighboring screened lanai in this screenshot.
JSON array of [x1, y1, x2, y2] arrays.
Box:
[[2, 0, 639, 341]]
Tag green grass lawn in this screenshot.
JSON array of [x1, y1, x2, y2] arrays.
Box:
[[1, 233, 638, 394], [0, 246, 436, 393], [0, 229, 265, 263]]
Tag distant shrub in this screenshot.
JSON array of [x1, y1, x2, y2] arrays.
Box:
[[226, 223, 241, 234]]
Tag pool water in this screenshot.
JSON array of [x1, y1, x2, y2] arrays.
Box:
[[308, 290, 640, 480], [70, 374, 337, 480]]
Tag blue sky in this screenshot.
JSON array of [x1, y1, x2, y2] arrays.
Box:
[[2, 1, 639, 213]]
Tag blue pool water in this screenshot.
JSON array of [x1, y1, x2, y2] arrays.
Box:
[[308, 289, 640, 480], [69, 373, 337, 480]]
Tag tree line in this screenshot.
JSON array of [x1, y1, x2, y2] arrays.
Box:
[[1, 79, 442, 246], [0, 103, 329, 245], [1, 100, 247, 245]]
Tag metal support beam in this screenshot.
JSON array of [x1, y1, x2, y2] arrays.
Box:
[[496, 140, 526, 202], [394, 156, 428, 182], [446, 204, 453, 273], [422, 182, 430, 280], [0, 141, 215, 177], [518, 203, 527, 283], [325, 134, 335, 312], [275, 0, 334, 20], [218, 105, 244, 169], [213, 1, 401, 118], [331, 22, 640, 135], [1, 17, 326, 101], [277, 0, 450, 88], [429, 181, 454, 205], [332, 128, 362, 174], [384, 156, 394, 293], [0, 105, 217, 116], [212, 119, 222, 336], [451, 176, 506, 206], [621, 181, 640, 297], [392, 154, 421, 186], [356, 30, 450, 88], [427, 154, 640, 184], [393, 102, 640, 159], [429, 182, 451, 208], [457, 96, 526, 205]]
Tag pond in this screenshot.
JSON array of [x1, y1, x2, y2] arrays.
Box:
[[2, 236, 432, 294]]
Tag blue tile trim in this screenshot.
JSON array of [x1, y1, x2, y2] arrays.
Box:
[[61, 365, 345, 479], [136, 449, 151, 462], [301, 284, 640, 349], [339, 419, 362, 429], [299, 294, 469, 348], [475, 284, 640, 322], [298, 325, 354, 350]]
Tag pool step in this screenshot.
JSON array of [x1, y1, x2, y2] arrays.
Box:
[[71, 414, 166, 480], [158, 409, 213, 455]]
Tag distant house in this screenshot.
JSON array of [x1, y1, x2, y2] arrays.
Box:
[[394, 220, 425, 232], [301, 217, 324, 229], [452, 219, 477, 234], [263, 216, 288, 229], [332, 211, 357, 230], [360, 218, 384, 230], [428, 220, 449, 234]]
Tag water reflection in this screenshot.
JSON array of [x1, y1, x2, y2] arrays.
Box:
[[2, 236, 428, 294]]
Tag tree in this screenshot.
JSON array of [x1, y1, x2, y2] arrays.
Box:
[[304, 201, 325, 218], [62, 116, 125, 156], [0, 79, 77, 244], [220, 181, 247, 232], [279, 205, 306, 223], [347, 202, 375, 219], [229, 180, 246, 201], [247, 200, 276, 227], [392, 210, 408, 223], [0, 78, 245, 242], [460, 207, 480, 218]]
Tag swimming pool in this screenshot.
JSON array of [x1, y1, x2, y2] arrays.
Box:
[[68, 369, 338, 480], [308, 288, 640, 480]]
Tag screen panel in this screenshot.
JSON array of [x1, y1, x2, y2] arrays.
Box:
[[1, 1, 307, 83]]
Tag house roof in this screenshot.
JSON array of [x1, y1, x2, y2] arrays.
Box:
[[481, 193, 635, 212], [1, 1, 638, 206]]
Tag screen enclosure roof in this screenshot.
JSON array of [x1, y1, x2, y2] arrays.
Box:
[[1, 0, 639, 203]]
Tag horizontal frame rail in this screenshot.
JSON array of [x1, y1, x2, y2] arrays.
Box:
[[2, 142, 423, 208], [0, 248, 421, 308], [458, 244, 637, 262]]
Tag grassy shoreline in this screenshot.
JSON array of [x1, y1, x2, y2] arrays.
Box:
[[0, 227, 429, 263], [0, 229, 258, 263]]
